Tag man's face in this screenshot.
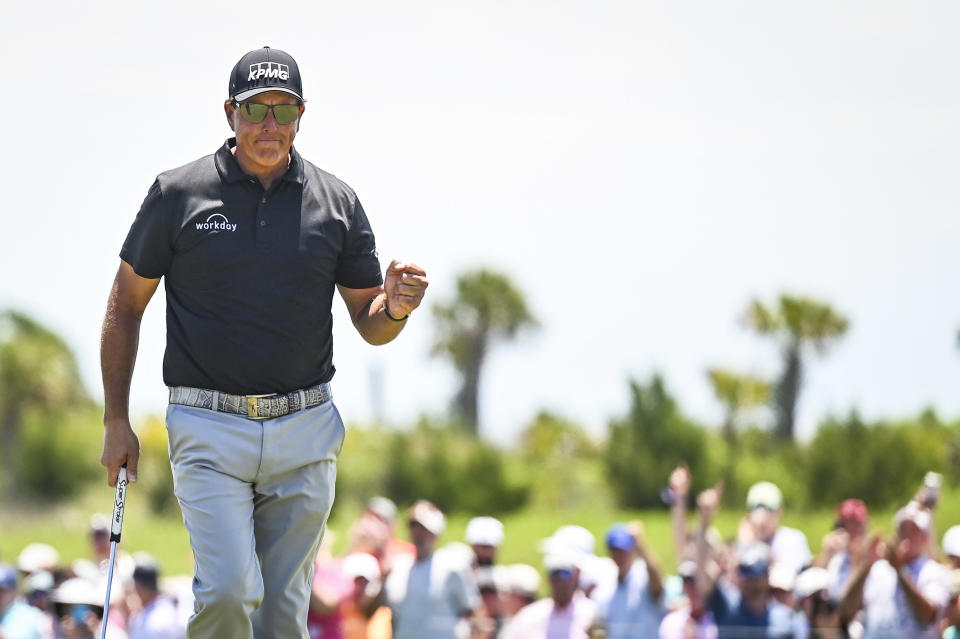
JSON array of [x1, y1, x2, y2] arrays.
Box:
[[548, 568, 578, 608], [408, 521, 437, 557], [609, 546, 635, 574], [838, 517, 866, 539], [225, 91, 302, 173], [473, 544, 496, 566], [748, 507, 780, 542], [895, 520, 926, 562]]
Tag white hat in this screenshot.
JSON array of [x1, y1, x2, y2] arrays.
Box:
[[52, 577, 120, 606], [768, 562, 797, 592], [24, 570, 54, 593], [894, 501, 932, 533], [17, 543, 60, 573], [466, 517, 504, 547], [540, 525, 595, 557], [746, 482, 783, 511], [943, 526, 960, 557], [408, 500, 445, 536], [544, 551, 580, 573], [343, 553, 381, 583], [367, 497, 398, 524], [578, 554, 617, 591], [505, 564, 541, 597], [795, 567, 832, 599]]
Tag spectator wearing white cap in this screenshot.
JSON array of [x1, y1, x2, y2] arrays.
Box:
[[383, 501, 481, 639], [501, 564, 541, 619], [738, 482, 811, 577], [591, 522, 665, 639], [794, 567, 841, 639], [51, 576, 128, 639], [466, 517, 504, 568], [501, 552, 597, 639], [540, 526, 616, 599], [840, 501, 949, 639]]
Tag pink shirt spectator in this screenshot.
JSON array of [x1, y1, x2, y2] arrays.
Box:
[[502, 591, 596, 639], [658, 607, 718, 639], [306, 558, 352, 639]]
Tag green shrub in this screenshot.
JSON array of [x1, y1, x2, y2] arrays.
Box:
[[15, 407, 102, 500], [805, 411, 954, 509], [605, 375, 711, 508], [343, 417, 529, 515]]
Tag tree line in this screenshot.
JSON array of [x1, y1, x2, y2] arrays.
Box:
[[0, 269, 954, 516]]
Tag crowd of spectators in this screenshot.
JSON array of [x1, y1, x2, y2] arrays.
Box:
[[4, 467, 960, 639]]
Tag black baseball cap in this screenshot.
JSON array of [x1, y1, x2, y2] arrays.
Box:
[[229, 46, 303, 102]]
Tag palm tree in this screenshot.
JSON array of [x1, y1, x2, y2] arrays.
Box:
[[744, 295, 849, 440], [706, 368, 772, 444], [431, 270, 537, 436], [0, 310, 90, 490]]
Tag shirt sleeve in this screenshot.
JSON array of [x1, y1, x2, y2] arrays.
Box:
[[335, 198, 383, 289], [120, 179, 175, 278], [449, 566, 481, 615]]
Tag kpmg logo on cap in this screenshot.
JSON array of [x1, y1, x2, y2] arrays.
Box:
[[249, 62, 289, 82], [196, 213, 237, 233]]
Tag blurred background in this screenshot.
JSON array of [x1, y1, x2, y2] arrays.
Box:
[[2, 0, 959, 574]]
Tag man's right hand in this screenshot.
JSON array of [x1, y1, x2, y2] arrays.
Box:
[[101, 420, 140, 486]]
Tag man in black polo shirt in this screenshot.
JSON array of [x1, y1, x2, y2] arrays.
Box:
[[99, 46, 428, 639]]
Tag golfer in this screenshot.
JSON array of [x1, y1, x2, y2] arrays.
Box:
[[99, 46, 428, 639]]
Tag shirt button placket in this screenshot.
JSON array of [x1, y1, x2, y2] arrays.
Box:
[[256, 194, 268, 245]]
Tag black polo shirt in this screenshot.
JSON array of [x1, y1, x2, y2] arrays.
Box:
[[121, 138, 383, 395]]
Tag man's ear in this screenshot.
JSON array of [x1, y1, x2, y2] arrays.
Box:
[[224, 100, 236, 131]]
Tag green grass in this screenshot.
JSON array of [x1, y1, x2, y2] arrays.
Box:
[[5, 480, 945, 580]]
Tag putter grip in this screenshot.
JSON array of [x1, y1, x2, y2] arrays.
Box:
[[110, 465, 128, 543]]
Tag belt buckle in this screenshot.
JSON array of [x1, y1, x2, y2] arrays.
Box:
[[246, 393, 276, 420]]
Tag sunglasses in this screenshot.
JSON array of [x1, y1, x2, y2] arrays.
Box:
[[234, 101, 303, 125]]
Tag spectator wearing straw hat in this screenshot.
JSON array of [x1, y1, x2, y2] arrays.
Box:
[[840, 501, 949, 639]]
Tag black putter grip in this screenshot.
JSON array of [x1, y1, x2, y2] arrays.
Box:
[[110, 464, 128, 544]]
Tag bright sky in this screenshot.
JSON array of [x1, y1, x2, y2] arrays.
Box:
[[2, 1, 958, 443]]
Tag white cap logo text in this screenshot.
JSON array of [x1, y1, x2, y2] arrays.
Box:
[[248, 62, 289, 82]]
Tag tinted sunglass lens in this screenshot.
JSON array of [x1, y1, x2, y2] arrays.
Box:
[[273, 105, 301, 125], [240, 103, 269, 123]]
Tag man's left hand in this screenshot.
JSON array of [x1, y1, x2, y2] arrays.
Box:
[[384, 259, 428, 319]]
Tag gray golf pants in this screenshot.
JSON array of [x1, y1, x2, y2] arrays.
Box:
[[165, 400, 346, 639]]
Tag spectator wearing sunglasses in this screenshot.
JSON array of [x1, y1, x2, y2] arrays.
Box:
[[101, 45, 428, 639], [695, 484, 794, 638], [502, 552, 598, 639]]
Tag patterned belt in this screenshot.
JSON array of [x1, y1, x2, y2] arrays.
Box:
[[168, 383, 333, 420]]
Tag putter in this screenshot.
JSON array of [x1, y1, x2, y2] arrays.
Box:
[[100, 463, 128, 639]]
